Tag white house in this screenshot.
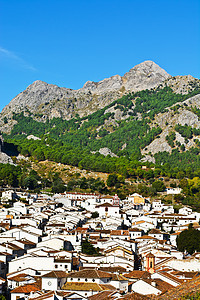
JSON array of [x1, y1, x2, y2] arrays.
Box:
[[95, 203, 120, 218], [42, 270, 68, 291]]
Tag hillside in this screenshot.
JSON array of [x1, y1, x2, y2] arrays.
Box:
[[1, 60, 200, 177]]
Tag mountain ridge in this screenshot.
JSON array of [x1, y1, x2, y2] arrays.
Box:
[[0, 60, 171, 132]]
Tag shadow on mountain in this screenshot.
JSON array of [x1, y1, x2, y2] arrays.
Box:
[[2, 142, 19, 157]]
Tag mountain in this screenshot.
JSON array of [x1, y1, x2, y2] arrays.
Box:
[[1, 60, 200, 174], [0, 61, 171, 132]]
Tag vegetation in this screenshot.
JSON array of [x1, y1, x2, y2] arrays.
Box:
[[91, 212, 99, 218], [177, 224, 200, 254], [181, 292, 200, 300], [0, 164, 22, 187], [66, 176, 106, 193], [152, 180, 166, 192], [81, 238, 100, 256]]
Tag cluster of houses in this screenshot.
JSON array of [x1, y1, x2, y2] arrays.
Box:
[[0, 189, 200, 299]]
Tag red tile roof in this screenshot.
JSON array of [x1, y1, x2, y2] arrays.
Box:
[[10, 283, 40, 294], [123, 271, 151, 280], [42, 271, 68, 278]]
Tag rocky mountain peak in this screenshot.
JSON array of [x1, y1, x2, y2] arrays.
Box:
[[128, 60, 169, 75], [123, 60, 171, 91]]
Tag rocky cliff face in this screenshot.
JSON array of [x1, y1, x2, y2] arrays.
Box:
[[141, 93, 200, 162], [0, 61, 171, 132], [0, 135, 14, 164]]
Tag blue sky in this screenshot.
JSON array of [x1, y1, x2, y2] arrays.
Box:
[[0, 0, 200, 112]]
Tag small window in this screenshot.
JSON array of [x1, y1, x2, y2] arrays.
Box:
[[105, 207, 108, 212], [71, 278, 73, 281], [78, 278, 80, 281], [92, 279, 95, 282], [55, 265, 58, 268], [85, 278, 88, 282], [65, 265, 68, 268]]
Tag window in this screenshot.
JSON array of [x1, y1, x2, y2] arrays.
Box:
[[92, 279, 95, 282], [78, 278, 80, 281], [105, 207, 108, 212], [85, 278, 88, 282], [65, 265, 68, 269], [71, 278, 73, 281], [55, 265, 58, 268]]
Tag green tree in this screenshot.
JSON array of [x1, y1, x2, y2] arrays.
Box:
[[91, 212, 99, 218], [52, 179, 66, 193], [107, 174, 118, 187], [152, 180, 166, 192], [23, 176, 38, 190], [177, 224, 200, 254], [81, 238, 100, 255]]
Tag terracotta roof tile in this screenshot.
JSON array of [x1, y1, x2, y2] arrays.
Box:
[[29, 291, 55, 300], [42, 271, 68, 278], [158, 271, 184, 284], [123, 271, 151, 280], [8, 273, 29, 282], [10, 283, 40, 294], [62, 282, 116, 291], [143, 278, 174, 293], [119, 292, 149, 299], [89, 291, 119, 300], [110, 230, 129, 236]]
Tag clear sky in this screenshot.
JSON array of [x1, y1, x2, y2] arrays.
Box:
[[0, 0, 200, 112]]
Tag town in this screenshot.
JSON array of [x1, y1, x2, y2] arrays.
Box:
[[0, 187, 199, 299]]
